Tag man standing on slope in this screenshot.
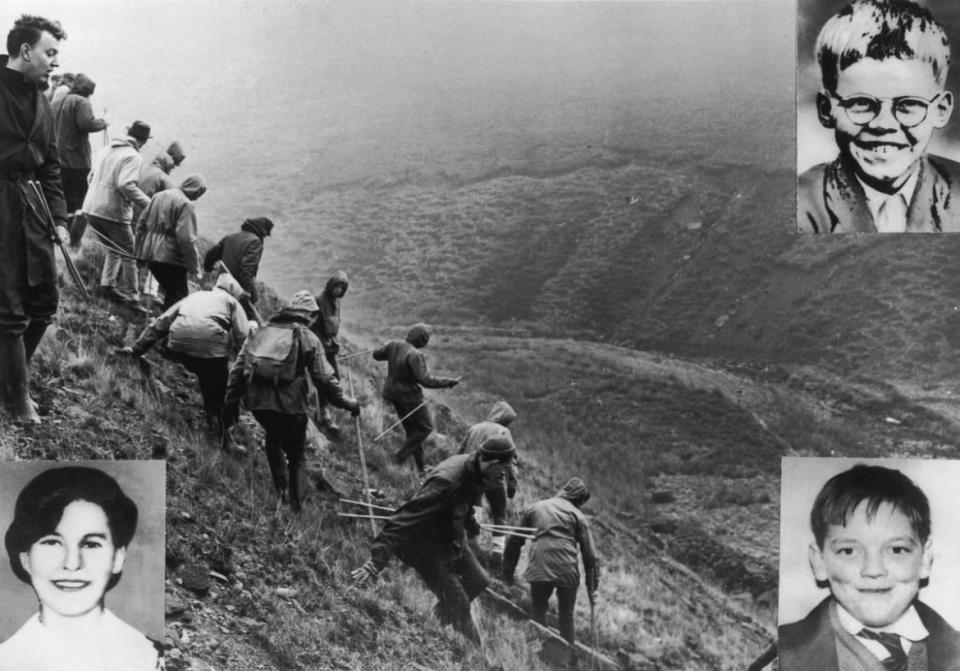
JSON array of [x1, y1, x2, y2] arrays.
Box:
[[351, 437, 517, 643], [81, 120, 152, 310], [458, 401, 520, 552], [502, 477, 599, 647], [203, 217, 273, 320], [372, 323, 459, 475], [0, 14, 69, 423]]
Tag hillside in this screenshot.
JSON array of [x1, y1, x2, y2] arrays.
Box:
[[6, 252, 960, 670]]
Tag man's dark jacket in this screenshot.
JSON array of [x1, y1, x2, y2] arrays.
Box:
[[370, 454, 484, 570], [0, 56, 68, 294], [778, 597, 960, 671], [203, 218, 271, 303], [372, 325, 456, 404]]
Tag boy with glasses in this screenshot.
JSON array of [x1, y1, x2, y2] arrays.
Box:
[[798, 0, 960, 233]]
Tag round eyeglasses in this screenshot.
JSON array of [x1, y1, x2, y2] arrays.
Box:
[[828, 91, 944, 128]]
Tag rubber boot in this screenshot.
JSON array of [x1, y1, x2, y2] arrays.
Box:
[[0, 336, 41, 424]]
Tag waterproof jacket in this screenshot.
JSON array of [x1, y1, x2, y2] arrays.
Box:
[[202, 218, 271, 303], [311, 271, 348, 355], [131, 277, 248, 359], [798, 153, 960, 233], [82, 137, 149, 224], [0, 55, 68, 294], [778, 597, 960, 671], [225, 309, 353, 415], [503, 495, 598, 587], [133, 153, 175, 224], [51, 74, 106, 170], [373, 328, 456, 404], [134, 176, 206, 276], [370, 453, 485, 571], [459, 402, 519, 494]]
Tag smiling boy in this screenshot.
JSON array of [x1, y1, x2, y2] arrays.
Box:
[[779, 464, 960, 671], [798, 0, 960, 233]]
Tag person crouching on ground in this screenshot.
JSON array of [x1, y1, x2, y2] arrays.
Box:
[[502, 477, 599, 646], [350, 436, 517, 644], [778, 464, 960, 670], [133, 174, 206, 310], [458, 401, 520, 553], [222, 290, 360, 512], [372, 323, 459, 475], [119, 273, 249, 448]]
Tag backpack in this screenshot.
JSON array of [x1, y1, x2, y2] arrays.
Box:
[[243, 325, 303, 386]]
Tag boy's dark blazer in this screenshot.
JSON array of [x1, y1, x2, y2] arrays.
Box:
[[778, 597, 960, 671], [797, 153, 960, 233]]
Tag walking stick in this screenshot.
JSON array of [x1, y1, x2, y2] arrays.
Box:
[[373, 401, 426, 441], [590, 594, 599, 671], [347, 369, 377, 535], [26, 181, 90, 303], [337, 349, 374, 361]]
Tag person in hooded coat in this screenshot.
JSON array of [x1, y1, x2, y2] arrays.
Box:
[[458, 401, 520, 552], [350, 437, 517, 644], [372, 323, 459, 474], [82, 120, 152, 307], [223, 291, 361, 512], [134, 174, 207, 309], [0, 15, 70, 423], [121, 273, 249, 440], [202, 217, 273, 311], [502, 477, 600, 646], [310, 271, 348, 433], [51, 72, 106, 219]]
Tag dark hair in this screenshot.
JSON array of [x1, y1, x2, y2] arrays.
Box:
[[810, 464, 930, 549], [6, 15, 66, 57], [4, 466, 138, 590]]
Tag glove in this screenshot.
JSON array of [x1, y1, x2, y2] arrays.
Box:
[[506, 485, 517, 499], [347, 398, 361, 417], [447, 378, 460, 389], [222, 402, 240, 429], [350, 560, 381, 587], [56, 225, 69, 244]]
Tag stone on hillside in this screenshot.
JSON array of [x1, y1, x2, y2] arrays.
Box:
[[178, 562, 211, 596], [538, 638, 572, 667], [650, 519, 677, 534], [650, 490, 675, 504], [165, 591, 190, 616]]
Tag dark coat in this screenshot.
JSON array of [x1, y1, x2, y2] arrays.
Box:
[[798, 154, 960, 233], [0, 56, 68, 294], [51, 74, 105, 170], [778, 597, 960, 671], [203, 218, 272, 303], [372, 325, 456, 404], [370, 454, 485, 570]]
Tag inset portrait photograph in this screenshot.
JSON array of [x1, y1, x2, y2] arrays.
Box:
[[797, 0, 960, 233], [0, 461, 165, 671], [778, 457, 960, 670]]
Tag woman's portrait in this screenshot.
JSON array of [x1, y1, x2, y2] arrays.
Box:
[[0, 461, 165, 671]]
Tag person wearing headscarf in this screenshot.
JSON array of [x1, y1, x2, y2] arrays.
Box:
[[202, 217, 273, 310], [133, 174, 207, 309], [372, 323, 459, 474], [502, 477, 600, 645]]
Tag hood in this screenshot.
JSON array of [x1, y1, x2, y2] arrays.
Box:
[[150, 152, 175, 173], [214, 273, 245, 300], [179, 174, 206, 200], [486, 401, 516, 427], [167, 141, 186, 165], [324, 270, 349, 297], [557, 477, 590, 505], [241, 217, 273, 239], [405, 323, 431, 348], [69, 73, 96, 97]]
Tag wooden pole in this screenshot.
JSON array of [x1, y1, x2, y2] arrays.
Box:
[[347, 369, 377, 535]]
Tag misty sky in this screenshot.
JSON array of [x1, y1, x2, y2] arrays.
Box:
[[1, 0, 794, 294]]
